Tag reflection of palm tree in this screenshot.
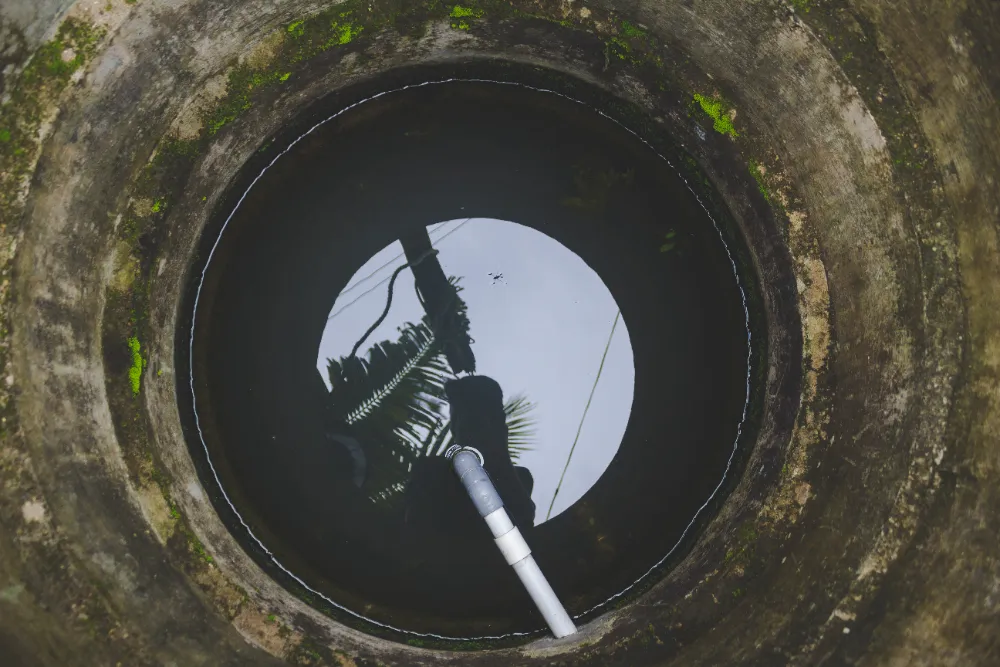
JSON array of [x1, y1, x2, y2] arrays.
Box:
[[327, 320, 537, 507], [421, 390, 537, 461], [327, 319, 450, 503]]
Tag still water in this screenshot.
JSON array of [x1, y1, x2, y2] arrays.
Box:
[[186, 78, 752, 640]]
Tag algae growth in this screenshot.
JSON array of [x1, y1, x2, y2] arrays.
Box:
[[127, 336, 145, 395], [693, 93, 739, 138], [0, 18, 104, 226], [450, 5, 484, 30]]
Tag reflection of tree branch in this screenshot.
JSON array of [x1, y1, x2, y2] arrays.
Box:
[[327, 321, 539, 507], [348, 248, 439, 359], [504, 393, 538, 464], [423, 416, 453, 459], [344, 328, 439, 425], [416, 393, 536, 462], [327, 319, 448, 427]]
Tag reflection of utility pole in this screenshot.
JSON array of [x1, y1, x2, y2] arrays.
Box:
[[547, 310, 620, 520], [399, 229, 476, 375], [400, 222, 536, 523], [400, 224, 535, 520]]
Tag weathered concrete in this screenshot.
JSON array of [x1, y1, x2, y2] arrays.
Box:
[[0, 0, 996, 665]]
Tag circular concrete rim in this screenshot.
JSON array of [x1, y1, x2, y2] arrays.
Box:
[[2, 0, 997, 666]]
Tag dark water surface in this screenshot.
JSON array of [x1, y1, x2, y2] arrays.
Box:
[[184, 78, 752, 641]]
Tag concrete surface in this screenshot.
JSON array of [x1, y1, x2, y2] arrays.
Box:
[[0, 0, 996, 665]]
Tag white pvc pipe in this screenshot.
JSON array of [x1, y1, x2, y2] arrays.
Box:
[[511, 555, 577, 638], [450, 448, 577, 638]]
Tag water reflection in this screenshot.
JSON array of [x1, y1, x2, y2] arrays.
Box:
[[317, 219, 634, 525]]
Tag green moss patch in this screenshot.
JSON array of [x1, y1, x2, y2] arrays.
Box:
[[205, 67, 288, 135], [450, 5, 480, 17], [693, 93, 739, 138], [450, 4, 485, 29], [618, 19, 647, 39], [127, 336, 145, 395], [748, 159, 775, 205], [724, 521, 760, 567], [200, 3, 376, 135], [0, 18, 104, 228]]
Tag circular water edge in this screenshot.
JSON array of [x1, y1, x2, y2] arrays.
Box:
[[186, 77, 753, 641]]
